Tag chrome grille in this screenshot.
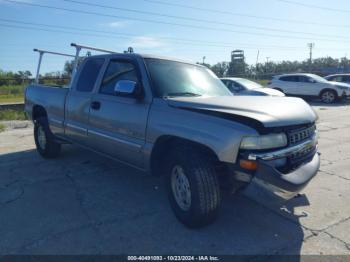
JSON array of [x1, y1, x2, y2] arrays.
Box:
[[288, 125, 316, 145]]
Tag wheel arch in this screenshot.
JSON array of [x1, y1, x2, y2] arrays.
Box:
[[319, 88, 338, 97], [150, 135, 220, 176], [32, 105, 47, 121]]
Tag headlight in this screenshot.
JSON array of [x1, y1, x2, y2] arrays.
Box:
[[240, 133, 287, 150]]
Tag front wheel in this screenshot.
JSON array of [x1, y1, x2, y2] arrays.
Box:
[[165, 146, 221, 228], [34, 117, 61, 158], [320, 90, 337, 103]]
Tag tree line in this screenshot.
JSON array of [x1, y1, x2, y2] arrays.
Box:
[[203, 56, 350, 79], [1, 55, 350, 86]]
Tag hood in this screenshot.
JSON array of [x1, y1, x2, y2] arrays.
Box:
[[166, 96, 317, 128], [328, 81, 350, 88], [247, 88, 285, 97]]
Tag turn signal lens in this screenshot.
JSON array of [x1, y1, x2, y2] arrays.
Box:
[[239, 160, 258, 170]]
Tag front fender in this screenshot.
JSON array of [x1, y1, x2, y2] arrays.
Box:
[[146, 100, 258, 164]]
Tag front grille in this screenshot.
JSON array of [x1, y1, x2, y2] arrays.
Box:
[[285, 124, 317, 170], [288, 125, 316, 146]]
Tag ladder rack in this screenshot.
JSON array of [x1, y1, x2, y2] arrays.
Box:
[[33, 48, 75, 84], [33, 43, 120, 85]]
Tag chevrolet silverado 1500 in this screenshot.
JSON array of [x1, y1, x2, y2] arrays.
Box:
[[25, 44, 320, 228]]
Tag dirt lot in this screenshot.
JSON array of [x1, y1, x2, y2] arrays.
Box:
[[1, 101, 350, 256]]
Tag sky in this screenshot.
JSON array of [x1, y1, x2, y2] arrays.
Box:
[[0, 0, 349, 75]]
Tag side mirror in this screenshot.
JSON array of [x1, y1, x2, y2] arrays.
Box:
[[114, 80, 143, 98]]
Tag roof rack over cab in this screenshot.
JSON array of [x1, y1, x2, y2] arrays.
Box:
[[70, 43, 119, 78]]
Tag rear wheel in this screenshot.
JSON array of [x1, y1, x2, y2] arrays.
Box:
[[34, 117, 61, 158], [165, 146, 221, 228], [320, 90, 337, 103]]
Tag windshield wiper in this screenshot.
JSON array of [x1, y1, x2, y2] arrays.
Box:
[[164, 92, 202, 98]]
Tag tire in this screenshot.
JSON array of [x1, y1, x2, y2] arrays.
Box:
[[320, 90, 337, 104], [34, 117, 61, 158], [165, 146, 221, 228]]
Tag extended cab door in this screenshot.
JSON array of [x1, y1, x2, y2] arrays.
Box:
[[87, 57, 151, 168], [64, 57, 105, 144]]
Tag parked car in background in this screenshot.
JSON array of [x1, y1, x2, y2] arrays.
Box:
[[268, 73, 350, 103], [324, 74, 350, 84], [221, 77, 284, 96]]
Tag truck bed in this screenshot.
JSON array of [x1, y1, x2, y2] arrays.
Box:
[[25, 84, 69, 128]]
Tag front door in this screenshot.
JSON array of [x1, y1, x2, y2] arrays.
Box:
[[87, 58, 150, 168]]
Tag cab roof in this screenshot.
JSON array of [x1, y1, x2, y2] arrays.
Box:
[[86, 52, 201, 67]]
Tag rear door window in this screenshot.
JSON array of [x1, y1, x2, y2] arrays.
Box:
[[280, 76, 298, 82], [299, 76, 311, 83], [76, 58, 105, 92]]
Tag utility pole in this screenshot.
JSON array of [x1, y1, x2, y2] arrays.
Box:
[[202, 56, 206, 65], [265, 57, 270, 74], [307, 43, 315, 72], [255, 50, 260, 80]]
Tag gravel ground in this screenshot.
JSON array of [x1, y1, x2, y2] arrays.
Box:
[[0, 101, 350, 256]]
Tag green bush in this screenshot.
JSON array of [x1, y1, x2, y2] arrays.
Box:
[[0, 109, 27, 120], [0, 85, 26, 96]]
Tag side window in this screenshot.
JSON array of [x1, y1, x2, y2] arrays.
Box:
[[76, 58, 104, 92], [343, 76, 350, 82], [280, 76, 297, 82], [299, 76, 310, 83], [231, 82, 243, 92], [333, 76, 343, 82], [100, 60, 138, 96]]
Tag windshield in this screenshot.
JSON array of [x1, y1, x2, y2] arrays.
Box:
[[145, 58, 232, 98], [234, 79, 263, 90]]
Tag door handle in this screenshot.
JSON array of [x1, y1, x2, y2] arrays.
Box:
[[91, 101, 101, 110]]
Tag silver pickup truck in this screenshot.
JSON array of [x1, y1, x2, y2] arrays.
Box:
[[25, 48, 320, 228]]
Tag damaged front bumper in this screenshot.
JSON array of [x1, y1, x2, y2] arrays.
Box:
[[239, 135, 320, 201], [244, 152, 320, 200]]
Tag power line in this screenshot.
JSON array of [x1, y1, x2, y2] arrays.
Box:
[[0, 19, 303, 49], [62, 0, 349, 39], [275, 0, 350, 13], [144, 0, 350, 28], [2, 0, 350, 43], [0, 23, 286, 51], [0, 18, 349, 52]]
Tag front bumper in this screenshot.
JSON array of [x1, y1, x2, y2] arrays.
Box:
[[240, 134, 320, 201], [243, 152, 320, 201], [341, 90, 350, 98]]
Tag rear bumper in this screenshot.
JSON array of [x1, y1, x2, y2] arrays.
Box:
[[243, 152, 320, 201]]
